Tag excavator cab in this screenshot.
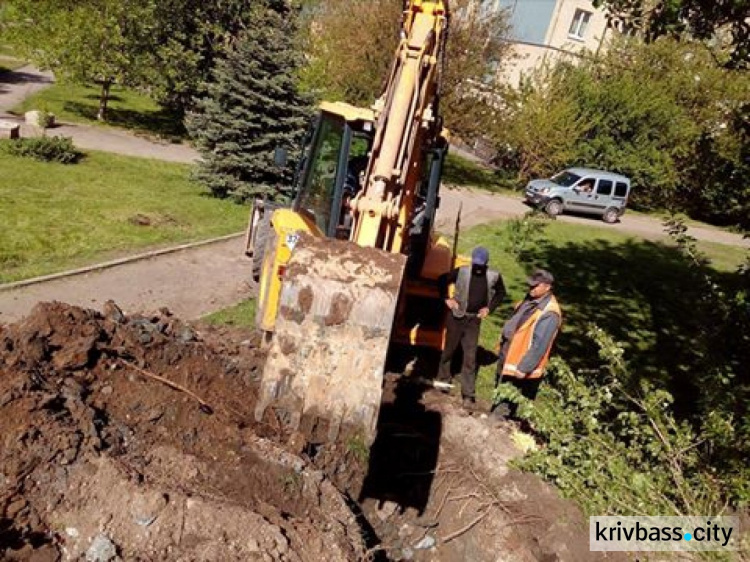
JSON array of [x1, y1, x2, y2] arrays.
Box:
[[293, 105, 374, 241]]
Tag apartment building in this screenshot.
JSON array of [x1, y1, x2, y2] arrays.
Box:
[[494, 0, 611, 87]]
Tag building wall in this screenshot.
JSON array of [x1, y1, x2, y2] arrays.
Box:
[[546, 0, 609, 54], [496, 0, 558, 44], [497, 0, 611, 88]]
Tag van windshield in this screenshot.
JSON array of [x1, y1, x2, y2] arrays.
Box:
[[550, 171, 581, 187]]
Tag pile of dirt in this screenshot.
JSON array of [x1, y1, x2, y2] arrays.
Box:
[[0, 301, 627, 562], [0, 302, 365, 561]]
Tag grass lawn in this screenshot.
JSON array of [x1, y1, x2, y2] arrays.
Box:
[[202, 299, 257, 327], [0, 150, 248, 283], [459, 218, 748, 402], [443, 152, 515, 194], [14, 82, 185, 140]]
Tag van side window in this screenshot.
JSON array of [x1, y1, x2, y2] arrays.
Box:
[[597, 179, 613, 196], [615, 182, 628, 197]]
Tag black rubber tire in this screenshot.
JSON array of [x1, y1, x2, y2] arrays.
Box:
[[544, 199, 563, 217], [602, 207, 619, 224], [252, 216, 271, 282]]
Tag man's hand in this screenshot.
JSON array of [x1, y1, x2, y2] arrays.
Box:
[[478, 307, 490, 319], [445, 298, 459, 311]]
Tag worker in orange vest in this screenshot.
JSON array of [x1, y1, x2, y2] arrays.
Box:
[[491, 269, 561, 422]]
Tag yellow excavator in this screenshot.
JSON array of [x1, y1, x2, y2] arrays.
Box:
[[247, 0, 462, 444]]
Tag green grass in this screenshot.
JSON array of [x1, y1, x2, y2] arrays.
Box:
[[0, 150, 248, 283], [0, 54, 24, 74], [202, 299, 257, 327], [14, 82, 185, 140], [458, 218, 748, 402], [443, 153, 516, 194]]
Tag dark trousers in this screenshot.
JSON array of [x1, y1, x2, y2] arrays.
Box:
[[493, 362, 542, 418], [438, 314, 480, 400]]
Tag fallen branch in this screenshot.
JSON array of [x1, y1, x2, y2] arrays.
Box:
[[441, 508, 490, 543], [120, 359, 214, 414], [433, 485, 455, 519], [447, 492, 482, 503]]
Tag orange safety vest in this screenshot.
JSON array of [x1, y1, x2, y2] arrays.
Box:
[[501, 295, 562, 379]]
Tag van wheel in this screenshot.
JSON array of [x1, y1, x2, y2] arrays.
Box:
[[544, 199, 563, 217], [602, 207, 619, 224]]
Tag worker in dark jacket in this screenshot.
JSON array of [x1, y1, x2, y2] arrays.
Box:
[[492, 268, 561, 422], [437, 246, 506, 408]]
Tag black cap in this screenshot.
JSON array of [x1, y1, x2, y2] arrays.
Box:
[[526, 268, 554, 286]]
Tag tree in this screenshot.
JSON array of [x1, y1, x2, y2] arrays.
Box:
[[1, 0, 158, 121], [186, 1, 311, 202], [594, 0, 750, 68], [300, 0, 511, 141], [299, 0, 402, 106], [147, 0, 258, 115], [493, 36, 750, 225]]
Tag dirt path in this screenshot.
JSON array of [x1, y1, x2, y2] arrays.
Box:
[[0, 237, 251, 324], [437, 185, 750, 249], [0, 65, 198, 163], [0, 64, 53, 113]]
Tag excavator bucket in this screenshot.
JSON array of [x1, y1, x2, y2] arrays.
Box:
[[255, 233, 406, 444]]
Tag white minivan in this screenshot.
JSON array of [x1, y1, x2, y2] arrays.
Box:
[[524, 167, 632, 223]]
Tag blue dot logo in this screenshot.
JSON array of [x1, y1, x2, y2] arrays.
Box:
[[684, 533, 693, 541]]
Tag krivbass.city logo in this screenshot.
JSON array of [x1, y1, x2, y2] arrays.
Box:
[[590, 516, 740, 552]]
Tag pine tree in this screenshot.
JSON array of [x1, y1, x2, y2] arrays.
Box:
[[186, 1, 311, 202]]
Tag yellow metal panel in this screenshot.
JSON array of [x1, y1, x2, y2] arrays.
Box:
[[319, 101, 374, 123], [256, 209, 323, 332]]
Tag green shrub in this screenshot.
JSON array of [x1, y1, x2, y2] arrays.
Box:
[[38, 111, 55, 129], [510, 329, 727, 518], [504, 211, 553, 263], [1, 136, 82, 164]]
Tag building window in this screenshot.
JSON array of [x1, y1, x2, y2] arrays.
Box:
[[568, 9, 592, 39]]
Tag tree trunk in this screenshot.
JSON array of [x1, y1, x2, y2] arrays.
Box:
[[97, 79, 112, 121]]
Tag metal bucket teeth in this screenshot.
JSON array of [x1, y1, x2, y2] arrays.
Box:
[[255, 233, 406, 444]]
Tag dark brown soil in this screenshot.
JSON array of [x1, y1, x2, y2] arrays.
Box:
[[0, 302, 364, 561]]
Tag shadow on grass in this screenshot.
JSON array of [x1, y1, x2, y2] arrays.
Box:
[[524, 236, 747, 421], [63, 100, 186, 141], [82, 93, 124, 103], [442, 153, 515, 192]]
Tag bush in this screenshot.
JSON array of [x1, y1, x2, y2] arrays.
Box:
[[1, 136, 82, 164], [506, 331, 728, 518], [38, 111, 55, 129]]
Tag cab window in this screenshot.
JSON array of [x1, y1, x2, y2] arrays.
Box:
[[298, 115, 345, 233]]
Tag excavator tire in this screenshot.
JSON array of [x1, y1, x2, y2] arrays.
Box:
[[254, 233, 406, 445], [252, 219, 270, 282], [245, 199, 280, 282]]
